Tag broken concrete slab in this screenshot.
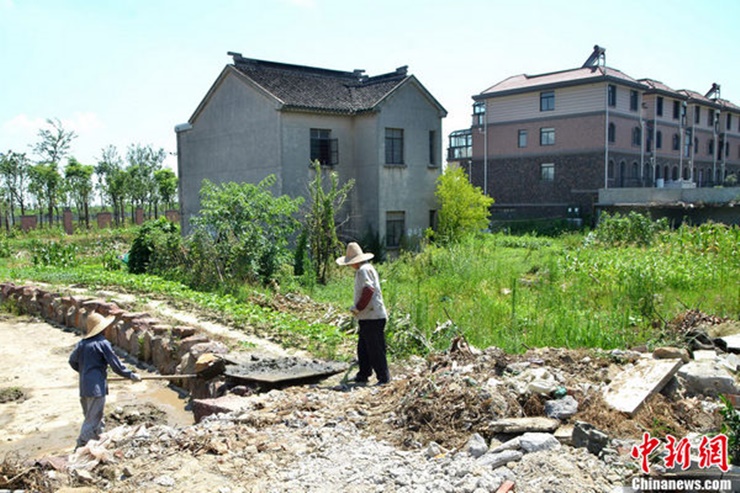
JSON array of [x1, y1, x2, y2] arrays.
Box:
[[191, 394, 249, 423], [603, 358, 683, 416], [489, 417, 560, 434], [719, 333, 740, 353], [676, 360, 738, 397]]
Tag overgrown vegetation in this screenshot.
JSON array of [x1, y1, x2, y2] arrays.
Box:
[[720, 395, 740, 466], [431, 165, 494, 244], [1, 196, 738, 361]]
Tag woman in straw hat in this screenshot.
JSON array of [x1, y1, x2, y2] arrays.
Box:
[[69, 311, 141, 449], [336, 242, 390, 385]]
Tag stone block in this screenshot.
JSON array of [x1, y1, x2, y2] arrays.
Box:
[[142, 331, 153, 363], [177, 335, 211, 358], [489, 417, 560, 434], [171, 326, 197, 339], [677, 360, 738, 397], [603, 358, 683, 416], [152, 337, 177, 374], [191, 394, 249, 423], [572, 421, 609, 455]]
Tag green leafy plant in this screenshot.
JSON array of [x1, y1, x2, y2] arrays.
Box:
[[719, 395, 740, 466], [128, 217, 182, 275], [29, 239, 78, 267], [433, 165, 494, 244]]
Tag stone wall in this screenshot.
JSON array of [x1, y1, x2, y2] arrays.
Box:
[[0, 282, 227, 398]]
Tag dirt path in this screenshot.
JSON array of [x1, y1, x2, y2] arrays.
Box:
[[0, 314, 193, 459]]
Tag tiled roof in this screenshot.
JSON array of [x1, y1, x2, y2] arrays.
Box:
[[230, 54, 409, 113], [479, 66, 642, 96]]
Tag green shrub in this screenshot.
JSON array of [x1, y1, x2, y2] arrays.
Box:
[[127, 218, 182, 275], [29, 239, 79, 267], [589, 211, 668, 247]]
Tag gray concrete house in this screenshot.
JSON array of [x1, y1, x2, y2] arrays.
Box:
[[176, 52, 447, 247]]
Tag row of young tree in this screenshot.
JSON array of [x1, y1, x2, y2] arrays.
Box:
[[0, 118, 178, 230]]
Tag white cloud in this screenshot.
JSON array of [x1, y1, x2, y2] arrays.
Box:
[[61, 112, 105, 134]]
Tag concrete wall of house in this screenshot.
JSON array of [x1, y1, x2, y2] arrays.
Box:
[[376, 82, 443, 244], [280, 112, 356, 200], [177, 72, 281, 232]]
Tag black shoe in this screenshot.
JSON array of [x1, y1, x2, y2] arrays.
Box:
[[349, 374, 369, 384]]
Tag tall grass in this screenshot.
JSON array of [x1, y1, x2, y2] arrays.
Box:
[[313, 225, 739, 354]]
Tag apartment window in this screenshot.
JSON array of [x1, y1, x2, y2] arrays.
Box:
[[708, 110, 714, 127], [657, 97, 664, 116], [656, 131, 663, 149], [727, 114, 733, 131], [540, 163, 555, 182], [540, 91, 555, 111], [608, 123, 615, 143], [672, 100, 680, 120], [540, 128, 555, 146], [725, 141, 730, 157], [694, 137, 699, 154], [518, 130, 528, 148], [429, 210, 438, 231], [385, 128, 404, 165], [630, 90, 638, 111], [695, 106, 701, 124], [708, 140, 714, 156], [385, 211, 405, 249], [473, 101, 485, 126], [310, 129, 338, 166], [607, 85, 616, 107], [428, 130, 438, 166], [672, 133, 680, 151], [632, 126, 642, 146]]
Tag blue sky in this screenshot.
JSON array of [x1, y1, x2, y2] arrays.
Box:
[[1, 0, 738, 173]]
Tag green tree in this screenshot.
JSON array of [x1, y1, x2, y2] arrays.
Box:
[[33, 118, 77, 166], [126, 144, 166, 219], [64, 158, 94, 228], [0, 150, 31, 225], [28, 162, 62, 227], [187, 176, 303, 289], [433, 165, 493, 244], [31, 118, 77, 226], [304, 162, 354, 284], [154, 168, 178, 211], [95, 145, 127, 225]]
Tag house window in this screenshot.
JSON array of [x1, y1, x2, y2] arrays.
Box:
[[608, 123, 615, 143], [672, 133, 680, 151], [673, 100, 680, 120], [695, 106, 701, 124], [310, 129, 338, 166], [656, 131, 663, 149], [473, 101, 485, 126], [540, 91, 555, 111], [429, 210, 437, 230], [429, 130, 438, 166], [632, 126, 642, 146], [518, 130, 528, 148], [607, 85, 616, 107], [385, 211, 405, 249], [694, 137, 698, 154], [727, 114, 733, 131], [684, 130, 692, 157], [540, 163, 554, 182], [657, 97, 664, 116], [708, 140, 714, 156], [540, 127, 555, 146], [708, 110, 714, 127], [385, 128, 404, 165], [630, 90, 638, 111]]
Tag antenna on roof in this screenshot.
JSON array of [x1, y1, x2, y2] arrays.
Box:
[[705, 83, 721, 100], [582, 45, 606, 68]]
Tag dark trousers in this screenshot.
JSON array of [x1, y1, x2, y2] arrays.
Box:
[[357, 318, 390, 383]]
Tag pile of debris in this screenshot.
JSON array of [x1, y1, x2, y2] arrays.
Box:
[[4, 309, 740, 492]]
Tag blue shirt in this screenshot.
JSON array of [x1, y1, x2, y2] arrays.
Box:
[[68, 334, 135, 397]]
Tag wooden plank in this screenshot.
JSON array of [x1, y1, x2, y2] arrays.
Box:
[[603, 358, 683, 416]]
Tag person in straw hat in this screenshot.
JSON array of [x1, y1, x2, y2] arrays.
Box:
[[336, 242, 390, 385], [69, 311, 141, 449]]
